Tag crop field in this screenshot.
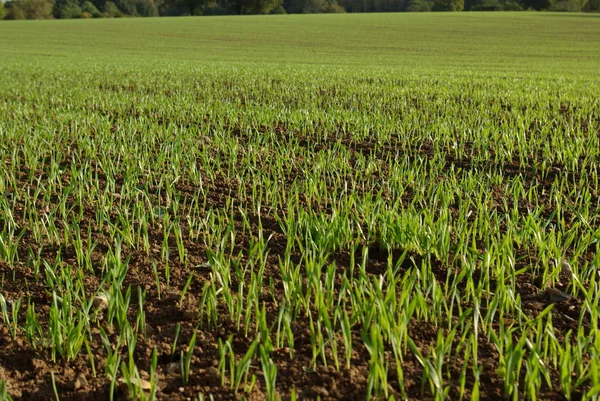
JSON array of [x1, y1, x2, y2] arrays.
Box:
[[1, 12, 600, 401]]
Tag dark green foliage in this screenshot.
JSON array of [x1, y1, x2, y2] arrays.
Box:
[[337, 0, 409, 13], [283, 0, 344, 12], [112, 0, 158, 15], [81, 1, 104, 15], [158, 0, 210, 15], [269, 4, 287, 11], [322, 1, 344, 11], [466, 0, 523, 9], [112, 0, 136, 14], [200, 1, 229, 13], [4, 2, 26, 18], [502, 1, 523, 8], [103, 0, 123, 15], [468, 0, 502, 9], [549, 0, 581, 9], [432, 0, 463, 10], [135, 0, 159, 15], [157, 0, 225, 16], [284, 0, 326, 12], [232, 0, 281, 13], [1, 0, 597, 23], [519, 0, 553, 9], [406, 0, 432, 10], [13, 0, 55, 18], [583, 0, 599, 9], [55, 0, 82, 18]]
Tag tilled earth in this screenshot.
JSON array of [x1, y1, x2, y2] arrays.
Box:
[[0, 123, 598, 401]]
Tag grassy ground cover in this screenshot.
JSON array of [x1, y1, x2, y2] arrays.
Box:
[[0, 12, 600, 401]]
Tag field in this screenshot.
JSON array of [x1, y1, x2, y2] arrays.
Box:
[[1, 12, 600, 401]]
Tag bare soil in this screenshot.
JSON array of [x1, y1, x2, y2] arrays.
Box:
[[0, 123, 596, 401]]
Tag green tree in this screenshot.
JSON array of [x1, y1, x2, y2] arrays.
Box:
[[55, 0, 82, 17], [468, 0, 502, 9], [583, 0, 599, 9], [284, 0, 343, 12], [18, 0, 55, 18], [135, 0, 158, 16], [156, 0, 204, 14], [103, 0, 123, 15], [406, 0, 432, 10], [112, 0, 136, 13], [81, 0, 104, 15], [4, 2, 26, 18], [549, 0, 580, 9], [0, 1, 6, 19], [322, 0, 344, 11], [432, 0, 463, 9], [107, 0, 158, 15], [232, 0, 281, 13], [519, 0, 554, 9]]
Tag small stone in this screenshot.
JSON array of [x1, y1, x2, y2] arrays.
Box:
[[165, 291, 179, 301], [63, 367, 75, 379], [523, 300, 546, 312], [7, 387, 21, 399], [560, 260, 574, 281], [118, 377, 152, 390], [314, 386, 329, 397], [92, 294, 109, 310], [31, 358, 47, 370], [166, 362, 179, 374], [74, 374, 88, 390], [195, 262, 211, 269], [205, 367, 220, 386], [138, 378, 152, 390], [145, 324, 156, 336], [545, 288, 574, 302]]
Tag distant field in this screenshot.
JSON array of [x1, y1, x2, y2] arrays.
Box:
[[1, 13, 600, 74], [1, 13, 600, 401]]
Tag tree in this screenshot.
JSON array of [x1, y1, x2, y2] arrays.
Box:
[[55, 0, 82, 17], [232, 0, 281, 13], [322, 0, 345, 11], [135, 0, 158, 16], [81, 0, 104, 16], [583, 0, 599, 10], [549, 0, 581, 9], [112, 0, 136, 13], [406, 0, 432, 10], [467, 0, 502, 9], [103, 0, 123, 15], [519, 0, 553, 9], [297, 0, 326, 12], [4, 1, 26, 18], [18, 0, 55, 18], [0, 1, 6, 19], [157, 0, 207, 15], [432, 0, 463, 9]]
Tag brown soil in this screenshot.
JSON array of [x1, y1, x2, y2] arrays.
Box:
[[0, 120, 597, 401]]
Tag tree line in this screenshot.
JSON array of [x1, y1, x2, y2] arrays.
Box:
[[0, 0, 598, 21]]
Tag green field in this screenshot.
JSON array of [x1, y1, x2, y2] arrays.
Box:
[[1, 13, 600, 72], [1, 12, 600, 401]]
